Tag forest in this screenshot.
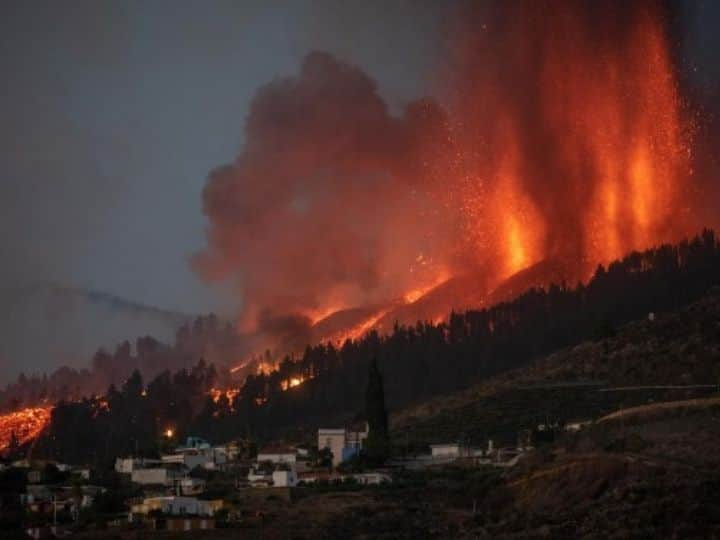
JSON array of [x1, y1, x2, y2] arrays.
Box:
[[35, 229, 720, 465]]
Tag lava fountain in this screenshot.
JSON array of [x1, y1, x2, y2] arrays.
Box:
[[452, 0, 692, 283]]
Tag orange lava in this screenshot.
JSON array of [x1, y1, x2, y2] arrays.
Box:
[[0, 406, 53, 451], [455, 2, 691, 282], [325, 306, 392, 344], [403, 271, 451, 304], [281, 376, 307, 391]]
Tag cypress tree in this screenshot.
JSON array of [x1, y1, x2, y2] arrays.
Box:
[[364, 357, 389, 463]]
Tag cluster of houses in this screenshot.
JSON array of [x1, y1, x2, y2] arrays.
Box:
[[8, 417, 594, 536], [4, 458, 109, 538], [104, 424, 391, 527], [115, 436, 234, 491]]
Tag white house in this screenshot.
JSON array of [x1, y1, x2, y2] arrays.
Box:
[[130, 467, 183, 487], [129, 496, 222, 520], [247, 468, 272, 487], [162, 445, 227, 471], [272, 470, 298, 488], [318, 424, 368, 467], [256, 446, 297, 465], [430, 443, 464, 458], [161, 452, 209, 471], [115, 457, 162, 474]]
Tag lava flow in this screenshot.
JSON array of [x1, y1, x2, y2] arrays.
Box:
[[0, 406, 52, 451]]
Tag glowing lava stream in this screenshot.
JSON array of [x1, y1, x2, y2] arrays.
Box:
[[0, 406, 53, 451]]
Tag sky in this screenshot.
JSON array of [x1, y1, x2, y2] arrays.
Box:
[[0, 0, 447, 317]]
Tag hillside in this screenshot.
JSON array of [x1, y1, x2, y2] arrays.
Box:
[[0, 282, 194, 385], [392, 285, 720, 447]]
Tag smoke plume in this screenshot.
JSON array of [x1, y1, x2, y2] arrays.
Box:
[[194, 51, 454, 330], [196, 1, 701, 338]]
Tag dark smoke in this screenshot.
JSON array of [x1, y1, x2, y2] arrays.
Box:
[[193, 51, 453, 329]]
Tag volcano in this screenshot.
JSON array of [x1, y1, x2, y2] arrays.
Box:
[[301, 258, 576, 349]]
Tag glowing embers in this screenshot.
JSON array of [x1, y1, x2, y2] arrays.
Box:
[[0, 406, 53, 450], [280, 376, 307, 391], [209, 388, 240, 403]]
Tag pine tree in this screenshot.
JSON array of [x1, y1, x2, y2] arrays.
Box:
[[363, 357, 389, 463]]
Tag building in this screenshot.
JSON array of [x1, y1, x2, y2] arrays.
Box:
[[247, 468, 272, 488], [352, 472, 392, 485], [115, 457, 162, 474], [296, 471, 391, 485], [430, 443, 471, 459], [179, 477, 206, 496], [256, 446, 297, 465], [23, 485, 105, 516], [27, 470, 43, 484], [180, 437, 211, 450], [318, 423, 369, 467], [129, 496, 222, 520], [272, 470, 298, 488], [161, 443, 227, 470], [130, 467, 183, 487]]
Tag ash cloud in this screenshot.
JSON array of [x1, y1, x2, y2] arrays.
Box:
[[193, 51, 453, 329]]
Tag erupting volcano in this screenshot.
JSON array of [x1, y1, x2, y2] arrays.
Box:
[[193, 0, 695, 373], [454, 0, 691, 283]]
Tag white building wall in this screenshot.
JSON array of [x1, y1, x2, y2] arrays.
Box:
[[318, 429, 346, 467], [257, 452, 296, 464], [131, 468, 171, 486], [430, 444, 461, 458], [272, 470, 298, 487]]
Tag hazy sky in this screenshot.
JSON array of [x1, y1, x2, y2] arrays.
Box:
[[0, 1, 447, 316]]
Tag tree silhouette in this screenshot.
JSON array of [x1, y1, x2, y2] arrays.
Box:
[[363, 357, 389, 463]]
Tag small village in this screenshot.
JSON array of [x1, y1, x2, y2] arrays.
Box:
[[1, 415, 586, 538]]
